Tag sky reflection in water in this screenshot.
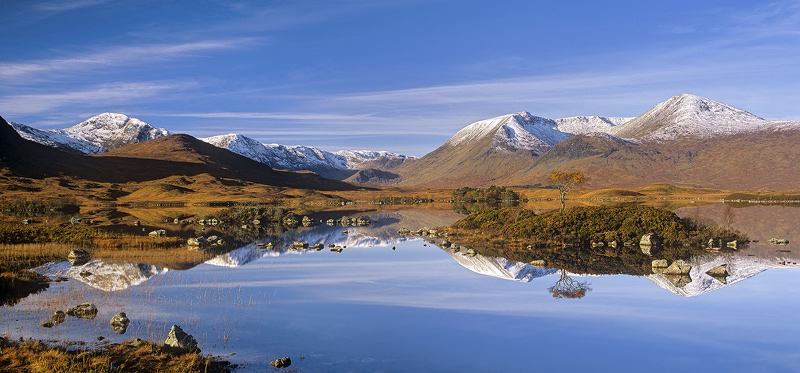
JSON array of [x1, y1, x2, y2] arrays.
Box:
[[3, 206, 800, 372]]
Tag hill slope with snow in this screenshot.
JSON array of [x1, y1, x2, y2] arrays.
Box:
[[200, 133, 413, 180], [609, 94, 773, 141], [10, 122, 105, 154]]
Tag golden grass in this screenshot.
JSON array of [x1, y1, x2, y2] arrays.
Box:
[[0, 338, 234, 373]]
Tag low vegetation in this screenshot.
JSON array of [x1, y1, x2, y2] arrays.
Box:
[[0, 338, 235, 373], [447, 205, 744, 276], [452, 204, 741, 245]]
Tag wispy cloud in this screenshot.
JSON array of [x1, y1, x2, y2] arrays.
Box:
[[0, 82, 190, 116], [34, 0, 109, 13], [161, 112, 378, 122], [0, 38, 257, 81]]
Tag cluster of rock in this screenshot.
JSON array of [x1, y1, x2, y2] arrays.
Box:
[[290, 241, 345, 253], [707, 238, 742, 251], [651, 259, 730, 287], [397, 227, 448, 238], [187, 235, 226, 248], [41, 301, 131, 335]]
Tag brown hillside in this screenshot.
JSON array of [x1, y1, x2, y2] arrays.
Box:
[[392, 134, 538, 188], [503, 130, 800, 191]]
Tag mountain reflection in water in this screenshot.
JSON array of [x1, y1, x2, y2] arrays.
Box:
[[33, 260, 167, 291], [5, 205, 800, 372]]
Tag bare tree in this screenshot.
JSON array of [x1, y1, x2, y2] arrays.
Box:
[[549, 171, 586, 211]]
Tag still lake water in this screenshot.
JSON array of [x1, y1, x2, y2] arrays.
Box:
[[3, 204, 800, 372]]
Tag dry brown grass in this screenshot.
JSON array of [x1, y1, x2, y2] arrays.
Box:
[[0, 338, 234, 373]]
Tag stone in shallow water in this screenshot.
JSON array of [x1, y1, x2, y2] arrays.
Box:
[[109, 312, 130, 334], [270, 357, 291, 368], [66, 303, 98, 320], [51, 310, 66, 324]]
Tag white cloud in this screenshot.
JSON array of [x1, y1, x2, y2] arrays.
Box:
[[0, 82, 188, 115], [0, 39, 256, 82]]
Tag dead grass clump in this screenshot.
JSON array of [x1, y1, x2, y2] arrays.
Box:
[[0, 338, 235, 373]]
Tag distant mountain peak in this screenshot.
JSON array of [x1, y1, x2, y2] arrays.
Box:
[[200, 133, 413, 180], [445, 112, 570, 155], [64, 113, 170, 151], [609, 94, 768, 141]]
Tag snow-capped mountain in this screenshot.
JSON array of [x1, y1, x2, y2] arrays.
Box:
[[200, 133, 413, 180], [11, 113, 169, 153], [10, 121, 105, 154], [609, 94, 774, 141], [64, 113, 170, 151], [446, 112, 571, 155]]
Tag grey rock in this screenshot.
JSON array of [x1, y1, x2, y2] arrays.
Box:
[[662, 259, 692, 275], [66, 303, 98, 319], [109, 312, 130, 334], [148, 229, 166, 237], [640, 233, 661, 246], [164, 324, 199, 353], [706, 264, 729, 278], [651, 259, 669, 268], [529, 259, 548, 268]]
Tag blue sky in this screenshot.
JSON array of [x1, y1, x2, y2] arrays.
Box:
[[1, 0, 799, 156]]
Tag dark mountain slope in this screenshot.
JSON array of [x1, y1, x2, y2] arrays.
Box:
[[0, 116, 357, 191]]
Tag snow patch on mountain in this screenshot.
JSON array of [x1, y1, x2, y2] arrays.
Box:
[[555, 116, 632, 135], [335, 150, 414, 169], [10, 122, 105, 154]]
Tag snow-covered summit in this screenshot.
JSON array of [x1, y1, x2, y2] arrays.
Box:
[[609, 94, 772, 141], [64, 113, 170, 151], [11, 113, 170, 153], [446, 112, 572, 155]]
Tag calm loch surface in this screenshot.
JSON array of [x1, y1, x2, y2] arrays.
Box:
[[3, 205, 800, 372]]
